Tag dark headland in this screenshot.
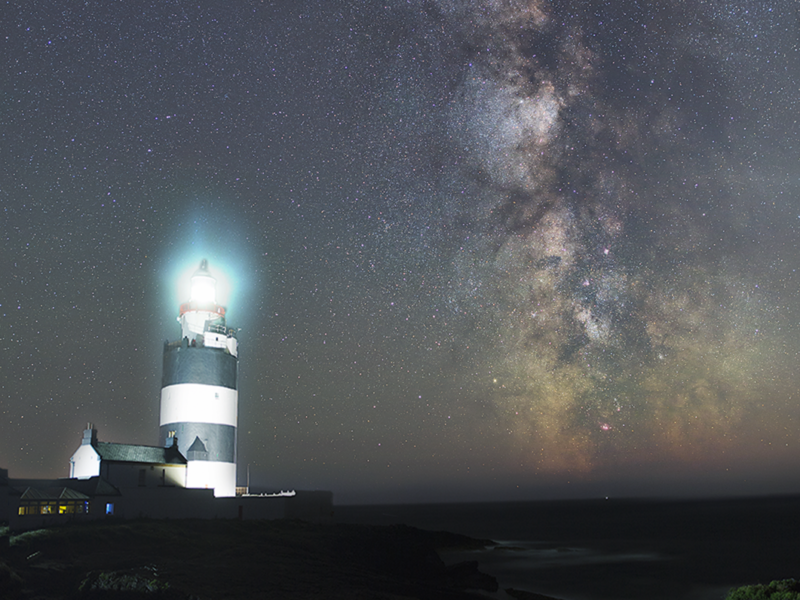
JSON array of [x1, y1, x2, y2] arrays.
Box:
[[0, 519, 501, 599], [4, 495, 800, 599]]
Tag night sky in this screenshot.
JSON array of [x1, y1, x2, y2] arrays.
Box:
[[2, 0, 799, 504]]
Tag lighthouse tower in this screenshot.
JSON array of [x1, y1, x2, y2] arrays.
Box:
[[159, 259, 238, 497]]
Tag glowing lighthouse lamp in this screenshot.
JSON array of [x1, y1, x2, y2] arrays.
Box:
[[191, 266, 216, 302], [159, 259, 239, 497]]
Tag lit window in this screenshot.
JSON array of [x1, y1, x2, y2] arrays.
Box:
[[105, 503, 114, 515]]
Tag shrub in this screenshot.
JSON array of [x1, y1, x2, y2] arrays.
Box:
[[726, 579, 800, 600]]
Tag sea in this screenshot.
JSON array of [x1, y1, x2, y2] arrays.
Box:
[[335, 495, 800, 600]]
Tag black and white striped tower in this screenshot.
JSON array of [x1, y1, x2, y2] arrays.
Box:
[[159, 259, 238, 497]]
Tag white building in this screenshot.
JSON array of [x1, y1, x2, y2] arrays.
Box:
[[69, 425, 187, 488]]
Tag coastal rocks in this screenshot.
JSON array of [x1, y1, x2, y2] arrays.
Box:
[[445, 560, 499, 592], [315, 523, 499, 596]]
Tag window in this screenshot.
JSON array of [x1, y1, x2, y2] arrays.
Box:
[[58, 501, 89, 515], [105, 503, 114, 515], [18, 499, 90, 516]]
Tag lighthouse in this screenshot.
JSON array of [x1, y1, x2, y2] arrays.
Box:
[[159, 259, 238, 497]]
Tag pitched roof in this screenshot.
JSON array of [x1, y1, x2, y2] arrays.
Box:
[[64, 476, 123, 497], [95, 442, 187, 465], [20, 486, 90, 501], [187, 436, 207, 453], [6, 476, 121, 498]]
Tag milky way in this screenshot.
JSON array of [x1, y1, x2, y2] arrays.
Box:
[[431, 0, 788, 472], [1, 0, 798, 502]]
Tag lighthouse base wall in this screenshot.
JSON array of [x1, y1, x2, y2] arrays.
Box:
[[186, 460, 236, 497]]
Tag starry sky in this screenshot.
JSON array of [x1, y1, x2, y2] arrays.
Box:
[[2, 0, 799, 504]]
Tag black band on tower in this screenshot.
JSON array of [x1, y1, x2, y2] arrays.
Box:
[[160, 423, 237, 463], [162, 344, 238, 390]]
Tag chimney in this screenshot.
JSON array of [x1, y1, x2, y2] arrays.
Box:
[[165, 430, 178, 449], [82, 423, 98, 446]]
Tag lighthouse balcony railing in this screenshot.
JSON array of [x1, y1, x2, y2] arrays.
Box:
[[205, 323, 237, 338], [164, 332, 237, 352]]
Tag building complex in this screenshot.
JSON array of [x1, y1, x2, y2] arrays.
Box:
[[1, 260, 332, 531]]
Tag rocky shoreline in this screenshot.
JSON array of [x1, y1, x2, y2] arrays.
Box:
[[0, 519, 512, 599]]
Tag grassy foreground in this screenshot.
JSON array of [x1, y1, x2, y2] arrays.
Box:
[[0, 519, 498, 599]]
